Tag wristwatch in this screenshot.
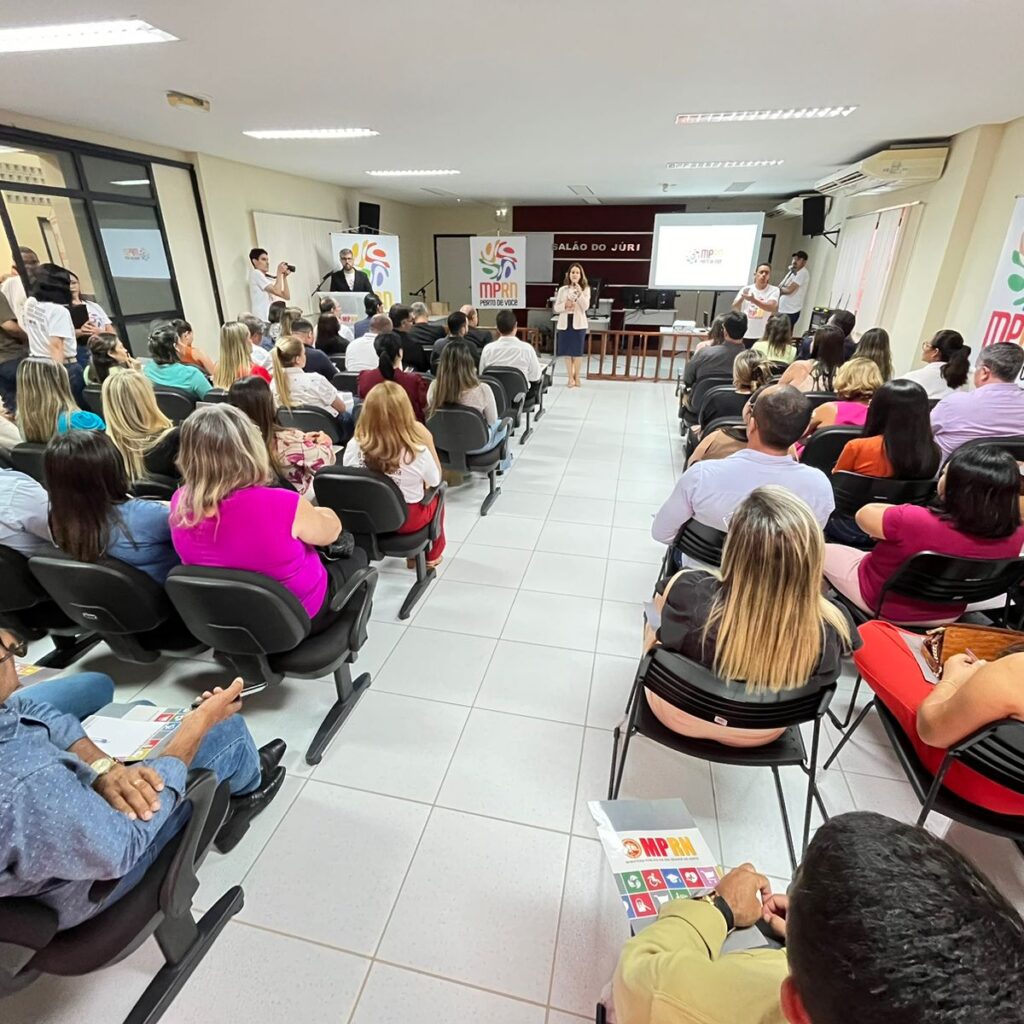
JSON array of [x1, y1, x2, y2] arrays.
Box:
[[89, 757, 118, 779], [699, 891, 735, 932]]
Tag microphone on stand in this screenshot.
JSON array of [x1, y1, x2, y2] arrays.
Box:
[[310, 269, 333, 298], [410, 279, 434, 299]]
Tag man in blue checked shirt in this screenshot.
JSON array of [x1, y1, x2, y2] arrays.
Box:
[[0, 632, 286, 930]]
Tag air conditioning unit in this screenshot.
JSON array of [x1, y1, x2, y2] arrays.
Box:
[[768, 197, 810, 219], [814, 146, 948, 198]]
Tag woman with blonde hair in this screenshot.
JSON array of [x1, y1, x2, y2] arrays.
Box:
[[343, 381, 446, 567], [644, 485, 855, 747], [170, 405, 365, 633], [16, 357, 105, 443], [753, 313, 797, 365], [213, 321, 271, 389], [855, 327, 894, 382], [554, 262, 590, 388], [802, 356, 884, 439], [270, 335, 352, 440], [102, 370, 180, 480]]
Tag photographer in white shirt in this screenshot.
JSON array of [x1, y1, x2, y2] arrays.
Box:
[[732, 263, 780, 344]]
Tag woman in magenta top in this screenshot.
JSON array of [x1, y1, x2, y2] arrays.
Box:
[[170, 404, 366, 632], [824, 445, 1024, 623]]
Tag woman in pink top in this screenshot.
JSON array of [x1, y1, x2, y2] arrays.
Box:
[[800, 358, 882, 451], [824, 445, 1024, 624], [170, 405, 366, 633]]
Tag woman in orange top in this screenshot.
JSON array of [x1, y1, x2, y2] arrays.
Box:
[[170, 318, 216, 377]]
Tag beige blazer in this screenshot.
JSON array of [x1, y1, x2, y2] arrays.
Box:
[[554, 285, 590, 331]]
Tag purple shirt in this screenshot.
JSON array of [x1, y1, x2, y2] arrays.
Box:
[[170, 486, 327, 617], [930, 382, 1024, 461]]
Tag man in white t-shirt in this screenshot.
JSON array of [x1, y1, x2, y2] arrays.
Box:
[[344, 314, 393, 372], [479, 310, 543, 398], [777, 250, 810, 329], [247, 248, 291, 322], [0, 247, 40, 321], [732, 263, 780, 343]]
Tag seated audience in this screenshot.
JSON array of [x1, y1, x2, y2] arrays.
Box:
[[824, 444, 1024, 623], [854, 326, 893, 381], [0, 395, 20, 455], [289, 317, 337, 381], [267, 299, 287, 342], [399, 302, 435, 372], [345, 314, 392, 372], [21, 263, 83, 402], [645, 486, 854, 747], [239, 314, 273, 370], [315, 313, 347, 356], [460, 304, 494, 349], [0, 668, 285, 929], [696, 349, 771, 434], [358, 332, 429, 421], [45, 430, 180, 583], [653, 385, 834, 560], [353, 293, 383, 338], [85, 332, 139, 384], [689, 421, 748, 465], [170, 405, 367, 633], [143, 326, 213, 400], [613, 811, 1024, 1024], [428, 339, 509, 458], [479, 310, 543, 398], [752, 312, 797, 365], [213, 320, 272, 389], [169, 318, 216, 377], [317, 296, 354, 342], [102, 370, 181, 481], [271, 336, 352, 436], [797, 308, 856, 361], [682, 310, 747, 395], [343, 381, 446, 568], [228, 376, 335, 496], [16, 357, 105, 443], [898, 328, 971, 399], [430, 310, 474, 373], [388, 304, 413, 337], [931, 342, 1024, 461], [779, 324, 845, 393], [690, 314, 725, 356], [855, 622, 1024, 815], [802, 357, 883, 438], [0, 464, 55, 555]]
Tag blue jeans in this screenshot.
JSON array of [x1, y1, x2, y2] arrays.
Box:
[[66, 360, 86, 407], [469, 421, 511, 471], [10, 671, 114, 720]]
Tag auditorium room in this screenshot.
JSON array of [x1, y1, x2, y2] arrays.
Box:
[[3, 3, 1024, 1022]]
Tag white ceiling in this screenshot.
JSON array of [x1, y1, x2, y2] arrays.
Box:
[[3, 0, 1023, 206]]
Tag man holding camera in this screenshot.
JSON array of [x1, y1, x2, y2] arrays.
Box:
[[247, 248, 291, 321]]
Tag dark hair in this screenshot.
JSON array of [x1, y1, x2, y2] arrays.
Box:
[[829, 308, 856, 338], [751, 385, 812, 449], [707, 315, 727, 347], [227, 376, 278, 449], [45, 429, 131, 562], [977, 342, 1024, 384], [318, 296, 337, 314], [87, 332, 122, 384], [861, 379, 940, 480], [28, 263, 72, 305], [756, 262, 772, 272], [792, 250, 808, 261], [315, 314, 342, 352], [388, 304, 412, 330], [761, 314, 794, 360], [447, 310, 468, 336], [291, 317, 314, 337], [148, 326, 180, 365], [239, 314, 264, 340], [855, 327, 893, 381], [495, 310, 517, 335], [364, 293, 382, 317], [375, 332, 403, 382], [249, 247, 267, 264], [788, 811, 1024, 1024], [268, 300, 286, 324], [928, 329, 971, 389], [810, 325, 846, 390], [169, 318, 192, 338], [722, 310, 747, 342], [937, 445, 1022, 538]]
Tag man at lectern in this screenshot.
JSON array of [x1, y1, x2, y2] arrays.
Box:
[[328, 248, 372, 293]]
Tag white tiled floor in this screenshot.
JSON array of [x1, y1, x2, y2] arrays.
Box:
[[8, 368, 1024, 1023]]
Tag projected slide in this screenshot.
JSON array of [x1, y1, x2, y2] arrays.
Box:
[[649, 213, 764, 291]]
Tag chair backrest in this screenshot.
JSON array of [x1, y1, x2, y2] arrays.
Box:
[[640, 648, 836, 730], [332, 371, 359, 393], [830, 472, 937, 518], [676, 519, 727, 567], [0, 544, 51, 615], [767, 360, 792, 377], [699, 387, 748, 430], [799, 425, 862, 474], [129, 474, 178, 500], [10, 443, 48, 486], [427, 406, 490, 473], [700, 416, 745, 439], [803, 391, 837, 410], [312, 466, 408, 559], [481, 376, 509, 417], [952, 718, 1024, 795], [483, 366, 528, 405], [958, 435, 1024, 461], [878, 552, 1024, 616], [152, 386, 197, 424], [688, 374, 734, 414], [276, 405, 343, 445], [329, 354, 346, 371], [202, 388, 229, 404], [81, 383, 104, 415]]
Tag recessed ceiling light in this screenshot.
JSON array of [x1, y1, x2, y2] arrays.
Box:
[[667, 160, 785, 169], [675, 107, 857, 125], [366, 169, 460, 177], [0, 19, 177, 54], [109, 179, 151, 186], [243, 128, 378, 140]]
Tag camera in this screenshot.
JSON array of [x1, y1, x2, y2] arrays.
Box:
[[285, 264, 296, 273]]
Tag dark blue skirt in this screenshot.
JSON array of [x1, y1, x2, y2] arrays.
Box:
[[557, 326, 587, 357]]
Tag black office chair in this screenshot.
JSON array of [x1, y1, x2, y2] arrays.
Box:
[[481, 377, 512, 435], [766, 360, 793, 377], [830, 472, 937, 518], [29, 553, 206, 665], [697, 387, 748, 431], [803, 391, 836, 410], [798, 425, 862, 474], [129, 474, 179, 501], [331, 370, 359, 393], [199, 388, 230, 404], [680, 374, 733, 433], [609, 649, 836, 870], [152, 387, 196, 424], [658, 519, 727, 579], [483, 366, 534, 443], [329, 354, 347, 371], [534, 360, 554, 421], [276, 405, 344, 445], [958, 435, 1024, 461], [81, 383, 104, 416], [698, 416, 745, 439], [10, 443, 47, 486], [0, 771, 242, 1024], [165, 566, 378, 765], [0, 545, 98, 667], [427, 405, 511, 515], [314, 467, 446, 620]]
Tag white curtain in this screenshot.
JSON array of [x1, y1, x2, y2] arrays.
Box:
[[829, 214, 875, 310]]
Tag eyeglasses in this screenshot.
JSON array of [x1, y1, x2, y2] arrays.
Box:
[[0, 633, 27, 667]]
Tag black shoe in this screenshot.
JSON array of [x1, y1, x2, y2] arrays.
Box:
[[214, 765, 286, 854], [258, 738, 287, 777]]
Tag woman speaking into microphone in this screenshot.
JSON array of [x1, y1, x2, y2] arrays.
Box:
[[554, 262, 590, 389]]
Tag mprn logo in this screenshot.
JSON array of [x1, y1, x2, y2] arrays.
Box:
[[479, 239, 518, 281], [686, 247, 724, 266], [352, 241, 391, 289]]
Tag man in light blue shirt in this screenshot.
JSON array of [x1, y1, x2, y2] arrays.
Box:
[[653, 385, 834, 563], [0, 467, 55, 556]]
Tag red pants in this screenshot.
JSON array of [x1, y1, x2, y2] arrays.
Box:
[[398, 496, 445, 563], [854, 621, 1024, 816]]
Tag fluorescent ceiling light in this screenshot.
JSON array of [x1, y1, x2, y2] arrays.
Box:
[[366, 169, 460, 177], [0, 19, 177, 54], [668, 160, 784, 169], [676, 107, 856, 125], [243, 128, 378, 140], [0, 146, 22, 154], [110, 179, 150, 186]]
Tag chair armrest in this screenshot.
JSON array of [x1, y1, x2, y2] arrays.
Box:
[[420, 479, 448, 508], [328, 565, 379, 614], [423, 481, 448, 541]]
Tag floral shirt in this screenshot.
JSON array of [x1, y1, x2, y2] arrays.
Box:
[[275, 427, 335, 496]]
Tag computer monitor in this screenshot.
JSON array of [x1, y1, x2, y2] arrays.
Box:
[[645, 288, 676, 310]]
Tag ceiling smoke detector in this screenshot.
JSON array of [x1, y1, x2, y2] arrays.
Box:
[[166, 91, 210, 113]]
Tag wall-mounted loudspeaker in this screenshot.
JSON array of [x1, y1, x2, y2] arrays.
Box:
[[802, 195, 827, 237], [357, 201, 381, 234]]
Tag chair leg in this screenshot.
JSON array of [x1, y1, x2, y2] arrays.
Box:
[[772, 766, 799, 874], [480, 469, 501, 516], [519, 406, 534, 444], [399, 551, 435, 620], [608, 726, 622, 799], [827, 674, 864, 730], [823, 698, 876, 771], [35, 631, 102, 669], [916, 754, 953, 829], [305, 663, 372, 765], [124, 886, 243, 1024], [801, 719, 824, 856]]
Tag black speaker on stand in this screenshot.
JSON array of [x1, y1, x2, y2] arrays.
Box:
[[802, 195, 827, 236], [357, 201, 381, 234]]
